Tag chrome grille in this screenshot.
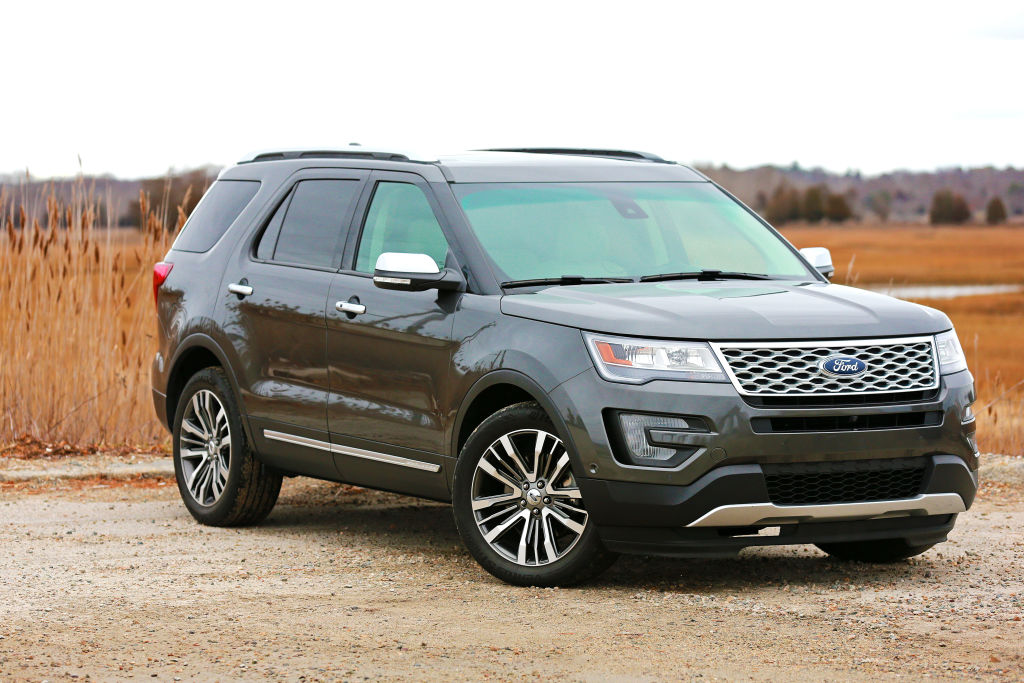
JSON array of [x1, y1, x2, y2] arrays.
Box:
[[713, 337, 938, 396]]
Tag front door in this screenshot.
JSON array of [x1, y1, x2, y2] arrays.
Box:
[[221, 170, 366, 477], [326, 172, 460, 497]]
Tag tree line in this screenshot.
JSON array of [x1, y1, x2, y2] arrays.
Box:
[[757, 184, 853, 224], [757, 182, 1011, 226]]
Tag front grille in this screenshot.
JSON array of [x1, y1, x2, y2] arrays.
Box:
[[715, 338, 938, 396], [751, 410, 942, 433], [763, 458, 928, 505]]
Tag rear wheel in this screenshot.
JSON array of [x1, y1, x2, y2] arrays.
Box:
[[172, 367, 281, 526], [453, 402, 616, 586], [816, 538, 935, 562]]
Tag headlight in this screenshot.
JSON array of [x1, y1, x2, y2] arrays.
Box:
[[934, 329, 968, 375], [584, 332, 727, 384]]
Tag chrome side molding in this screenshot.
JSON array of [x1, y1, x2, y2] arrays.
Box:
[[686, 493, 966, 527], [263, 429, 441, 473]]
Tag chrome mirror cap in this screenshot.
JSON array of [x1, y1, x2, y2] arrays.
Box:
[[800, 247, 835, 279], [372, 252, 464, 292], [374, 252, 440, 275]]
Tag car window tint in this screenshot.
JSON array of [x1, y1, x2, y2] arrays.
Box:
[[255, 189, 293, 260], [454, 182, 810, 280], [172, 180, 260, 253], [273, 180, 360, 269], [355, 182, 449, 273]]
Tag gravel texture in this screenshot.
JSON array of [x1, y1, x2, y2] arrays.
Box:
[[0, 463, 1021, 681]]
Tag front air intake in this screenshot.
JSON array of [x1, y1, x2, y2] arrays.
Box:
[[763, 457, 929, 506]]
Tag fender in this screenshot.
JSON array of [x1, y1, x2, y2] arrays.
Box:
[[165, 333, 257, 446], [450, 369, 585, 474]]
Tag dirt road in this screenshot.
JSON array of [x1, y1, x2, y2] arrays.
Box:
[[1, 476, 1021, 681]]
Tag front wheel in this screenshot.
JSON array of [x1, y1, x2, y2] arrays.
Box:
[[452, 402, 616, 586], [816, 538, 935, 562]]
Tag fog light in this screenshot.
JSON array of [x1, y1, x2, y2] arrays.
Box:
[[962, 404, 975, 423], [618, 413, 696, 463]]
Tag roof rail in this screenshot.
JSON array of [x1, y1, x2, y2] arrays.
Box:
[[482, 147, 667, 163], [241, 149, 411, 164]]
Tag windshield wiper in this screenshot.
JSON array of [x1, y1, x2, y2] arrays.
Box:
[[501, 275, 635, 290], [639, 269, 775, 283]]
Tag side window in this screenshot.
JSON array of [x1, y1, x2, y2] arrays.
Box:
[[267, 179, 361, 269], [172, 180, 260, 253], [255, 189, 292, 260], [354, 182, 449, 273]]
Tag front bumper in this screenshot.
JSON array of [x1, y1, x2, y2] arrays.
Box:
[[550, 367, 978, 555], [582, 454, 976, 556]]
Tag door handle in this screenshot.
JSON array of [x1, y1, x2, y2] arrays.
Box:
[[335, 301, 366, 315], [228, 282, 253, 297]]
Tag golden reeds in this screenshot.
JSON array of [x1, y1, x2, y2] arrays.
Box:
[[0, 179, 175, 446]]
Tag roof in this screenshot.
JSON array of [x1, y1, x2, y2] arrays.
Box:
[[232, 148, 707, 183]]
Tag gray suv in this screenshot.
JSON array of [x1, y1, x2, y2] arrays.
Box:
[[151, 147, 978, 586]]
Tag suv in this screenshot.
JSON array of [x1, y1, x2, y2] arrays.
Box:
[[152, 147, 978, 586]]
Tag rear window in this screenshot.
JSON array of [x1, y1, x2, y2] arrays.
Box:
[[172, 180, 260, 253], [267, 179, 361, 269]]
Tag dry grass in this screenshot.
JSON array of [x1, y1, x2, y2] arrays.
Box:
[[0, 180, 175, 446], [782, 223, 1024, 286], [916, 292, 1024, 456]]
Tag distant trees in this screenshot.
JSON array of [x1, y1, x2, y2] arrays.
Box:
[[764, 184, 802, 224], [986, 197, 1008, 225], [762, 183, 854, 224], [929, 190, 971, 225], [864, 191, 892, 222], [824, 193, 853, 222], [802, 186, 825, 222]]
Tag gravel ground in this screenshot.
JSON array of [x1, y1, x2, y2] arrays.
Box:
[[0, 468, 1022, 681]]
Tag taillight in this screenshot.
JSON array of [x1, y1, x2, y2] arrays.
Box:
[[153, 262, 173, 305]]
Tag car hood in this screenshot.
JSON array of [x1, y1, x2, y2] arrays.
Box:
[[499, 281, 952, 340]]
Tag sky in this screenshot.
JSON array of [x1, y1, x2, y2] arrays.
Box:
[[3, 0, 1022, 179]]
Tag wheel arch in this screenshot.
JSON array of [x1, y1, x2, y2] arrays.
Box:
[[451, 370, 581, 471], [165, 334, 253, 443]]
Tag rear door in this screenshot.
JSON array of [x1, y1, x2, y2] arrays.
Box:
[[325, 171, 460, 497], [220, 169, 367, 478]]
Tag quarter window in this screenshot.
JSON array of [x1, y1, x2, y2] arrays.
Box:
[[172, 180, 260, 253], [262, 179, 360, 269], [355, 182, 449, 273]]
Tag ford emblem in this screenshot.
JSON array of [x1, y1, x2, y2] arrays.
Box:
[[819, 355, 868, 378]]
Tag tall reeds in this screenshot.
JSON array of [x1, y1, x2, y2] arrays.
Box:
[[0, 178, 178, 446]]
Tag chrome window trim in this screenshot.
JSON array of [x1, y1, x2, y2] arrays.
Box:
[[686, 492, 966, 527], [263, 429, 441, 473], [709, 335, 940, 397]]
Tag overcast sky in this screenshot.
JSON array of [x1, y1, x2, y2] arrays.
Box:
[[3, 1, 1022, 179]]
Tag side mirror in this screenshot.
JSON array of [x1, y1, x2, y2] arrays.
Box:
[[799, 247, 835, 279], [373, 252, 463, 292]]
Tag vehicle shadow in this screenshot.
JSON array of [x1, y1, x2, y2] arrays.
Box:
[[600, 552, 923, 593], [259, 483, 937, 591]]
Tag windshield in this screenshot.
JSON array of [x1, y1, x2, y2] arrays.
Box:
[[452, 182, 814, 283]]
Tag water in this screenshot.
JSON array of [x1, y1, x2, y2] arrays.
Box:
[[865, 284, 1023, 300]]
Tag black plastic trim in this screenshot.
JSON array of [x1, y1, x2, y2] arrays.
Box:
[[599, 514, 957, 558]]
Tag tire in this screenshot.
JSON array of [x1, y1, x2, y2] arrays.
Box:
[[816, 538, 935, 562], [452, 402, 616, 586], [172, 367, 281, 526]]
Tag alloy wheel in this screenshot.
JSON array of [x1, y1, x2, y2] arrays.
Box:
[[470, 428, 588, 566], [178, 389, 231, 507]]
